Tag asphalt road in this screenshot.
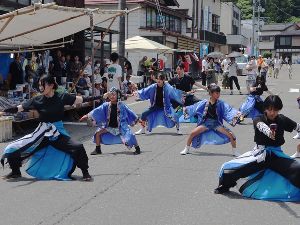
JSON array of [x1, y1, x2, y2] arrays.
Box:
[[0, 64, 299, 225]]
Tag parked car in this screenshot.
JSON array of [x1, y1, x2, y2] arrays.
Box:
[[236, 54, 249, 76]]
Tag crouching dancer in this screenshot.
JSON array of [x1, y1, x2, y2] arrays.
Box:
[[80, 87, 141, 155], [1, 75, 99, 181], [215, 95, 300, 201], [180, 84, 241, 156]]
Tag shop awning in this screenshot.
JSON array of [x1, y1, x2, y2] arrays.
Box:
[[112, 36, 173, 53], [0, 3, 127, 47]]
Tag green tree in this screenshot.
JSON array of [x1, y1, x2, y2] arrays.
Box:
[[237, 0, 253, 20], [264, 0, 294, 23]]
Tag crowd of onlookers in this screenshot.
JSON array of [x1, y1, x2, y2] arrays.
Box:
[[5, 49, 293, 100], [5, 50, 138, 98]]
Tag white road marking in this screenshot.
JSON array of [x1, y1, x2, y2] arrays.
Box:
[[289, 88, 299, 93]]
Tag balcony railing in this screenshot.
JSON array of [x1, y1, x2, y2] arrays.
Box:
[[199, 30, 226, 45]]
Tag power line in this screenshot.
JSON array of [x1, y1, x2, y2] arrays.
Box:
[[269, 1, 294, 17]]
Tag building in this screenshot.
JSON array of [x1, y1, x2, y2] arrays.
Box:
[[259, 23, 294, 57], [85, 0, 200, 73], [175, 0, 226, 53], [274, 23, 300, 63], [220, 1, 248, 53]]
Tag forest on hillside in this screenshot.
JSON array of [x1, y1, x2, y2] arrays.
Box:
[[236, 0, 300, 23]]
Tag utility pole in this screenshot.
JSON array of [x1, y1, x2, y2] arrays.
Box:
[[251, 0, 256, 56], [192, 0, 195, 38], [118, 0, 126, 75]]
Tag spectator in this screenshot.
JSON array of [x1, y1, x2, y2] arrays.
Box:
[[100, 59, 110, 77], [71, 55, 83, 79], [206, 58, 216, 86], [201, 54, 208, 86], [9, 54, 23, 90], [273, 56, 281, 79], [228, 57, 242, 95], [103, 52, 122, 91], [221, 55, 230, 89], [257, 55, 264, 73], [65, 54, 73, 82], [124, 59, 133, 76], [49, 50, 63, 84], [76, 70, 89, 97], [245, 56, 258, 93], [83, 56, 93, 77]]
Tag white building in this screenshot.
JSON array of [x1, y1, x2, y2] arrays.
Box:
[[174, 0, 226, 53], [220, 1, 248, 53]]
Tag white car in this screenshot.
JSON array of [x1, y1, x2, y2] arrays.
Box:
[[236, 54, 249, 76]]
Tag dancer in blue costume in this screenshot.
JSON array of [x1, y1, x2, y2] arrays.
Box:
[[135, 73, 184, 135], [169, 63, 207, 123], [80, 87, 141, 155], [215, 95, 300, 201], [1, 75, 100, 181], [239, 75, 272, 121], [180, 84, 241, 156]]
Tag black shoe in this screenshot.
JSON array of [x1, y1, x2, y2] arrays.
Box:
[[82, 170, 92, 181], [214, 185, 230, 194], [133, 146, 141, 155], [2, 172, 22, 180], [90, 148, 102, 155]]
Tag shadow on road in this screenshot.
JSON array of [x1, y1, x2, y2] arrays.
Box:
[[191, 152, 234, 157], [277, 202, 300, 218]]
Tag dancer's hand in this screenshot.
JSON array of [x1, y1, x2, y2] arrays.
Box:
[[79, 114, 88, 122], [0, 112, 4, 117], [269, 131, 276, 140]]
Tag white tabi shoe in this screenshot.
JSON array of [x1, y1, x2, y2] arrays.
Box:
[[135, 127, 145, 135], [180, 146, 190, 155], [232, 149, 240, 157], [293, 133, 300, 139], [176, 129, 183, 135], [290, 152, 300, 158]]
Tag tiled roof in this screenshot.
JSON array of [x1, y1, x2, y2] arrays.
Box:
[[260, 23, 294, 31], [85, 0, 144, 4], [278, 30, 300, 36], [85, 0, 179, 7]]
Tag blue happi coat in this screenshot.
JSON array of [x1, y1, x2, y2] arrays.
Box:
[[239, 94, 263, 120], [185, 99, 240, 148], [88, 101, 139, 148], [138, 83, 184, 132]]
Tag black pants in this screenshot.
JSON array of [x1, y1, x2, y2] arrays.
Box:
[[229, 76, 240, 90], [171, 94, 199, 108], [254, 100, 264, 113], [201, 72, 206, 86], [8, 135, 89, 173], [219, 152, 300, 189]]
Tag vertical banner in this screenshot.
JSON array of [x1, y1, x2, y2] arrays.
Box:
[[203, 6, 209, 31], [200, 43, 209, 58]]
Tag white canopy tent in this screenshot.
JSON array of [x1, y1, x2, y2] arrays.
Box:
[[112, 36, 173, 53], [0, 2, 127, 47]]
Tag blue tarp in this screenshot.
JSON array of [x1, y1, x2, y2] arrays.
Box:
[[0, 54, 13, 80]]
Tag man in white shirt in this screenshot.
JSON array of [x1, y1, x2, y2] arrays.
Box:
[[221, 55, 230, 89], [104, 52, 122, 92], [228, 57, 242, 95], [201, 55, 208, 86], [273, 56, 281, 79]]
